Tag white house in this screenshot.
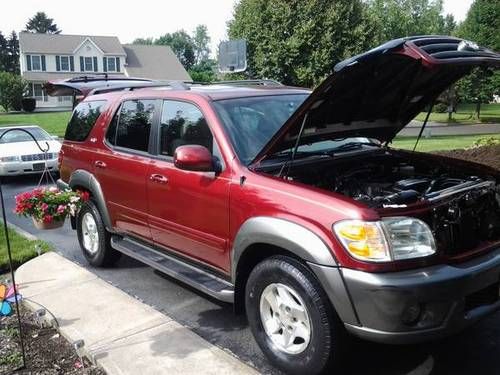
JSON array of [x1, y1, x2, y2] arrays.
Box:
[[19, 32, 191, 109]]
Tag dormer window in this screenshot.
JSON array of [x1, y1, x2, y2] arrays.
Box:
[[103, 57, 120, 72]]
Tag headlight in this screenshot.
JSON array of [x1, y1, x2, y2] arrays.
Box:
[[0, 156, 20, 162], [333, 217, 436, 262]]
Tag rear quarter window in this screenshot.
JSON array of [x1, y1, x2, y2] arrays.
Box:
[[64, 100, 107, 141]]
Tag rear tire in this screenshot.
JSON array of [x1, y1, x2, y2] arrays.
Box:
[[245, 256, 342, 375], [77, 200, 121, 267]]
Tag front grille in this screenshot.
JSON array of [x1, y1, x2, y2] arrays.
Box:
[[465, 282, 499, 312], [21, 153, 54, 162]]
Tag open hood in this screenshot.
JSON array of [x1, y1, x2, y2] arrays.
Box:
[[251, 36, 500, 165]]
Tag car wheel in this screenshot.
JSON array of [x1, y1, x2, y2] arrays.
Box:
[[245, 256, 342, 375], [77, 200, 121, 267]]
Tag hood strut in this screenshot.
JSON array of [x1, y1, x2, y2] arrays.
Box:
[[413, 100, 435, 151], [278, 111, 310, 178]]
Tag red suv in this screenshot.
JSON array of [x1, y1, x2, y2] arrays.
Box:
[[51, 36, 500, 374]]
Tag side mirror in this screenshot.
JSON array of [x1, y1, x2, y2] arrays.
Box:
[[174, 145, 214, 172]]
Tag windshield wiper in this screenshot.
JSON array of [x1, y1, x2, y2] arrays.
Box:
[[328, 142, 377, 153]]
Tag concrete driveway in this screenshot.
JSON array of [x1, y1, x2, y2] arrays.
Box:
[[3, 174, 500, 375]]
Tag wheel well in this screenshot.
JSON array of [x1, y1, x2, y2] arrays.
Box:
[[233, 243, 303, 315]]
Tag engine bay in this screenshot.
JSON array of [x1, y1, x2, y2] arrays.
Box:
[[266, 149, 500, 254]]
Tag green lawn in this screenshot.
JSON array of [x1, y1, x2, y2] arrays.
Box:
[[392, 133, 500, 152], [0, 111, 71, 137], [415, 103, 500, 124], [0, 224, 52, 273]]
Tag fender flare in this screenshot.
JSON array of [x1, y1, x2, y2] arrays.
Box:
[[67, 169, 113, 230], [231, 216, 337, 282]]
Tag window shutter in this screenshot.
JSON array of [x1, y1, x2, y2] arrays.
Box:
[[70, 56, 75, 71], [41, 55, 46, 71], [116, 57, 120, 72], [103, 57, 107, 72], [80, 56, 84, 72], [93, 56, 98, 72], [56, 56, 61, 71], [26, 55, 32, 71]]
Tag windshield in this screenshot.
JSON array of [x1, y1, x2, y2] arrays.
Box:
[[213, 94, 308, 164], [0, 127, 52, 144], [213, 94, 376, 164]]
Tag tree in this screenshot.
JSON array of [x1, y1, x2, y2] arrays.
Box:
[[0, 32, 7, 72], [25, 12, 61, 34], [455, 0, 500, 118], [133, 37, 154, 45], [0, 31, 20, 74], [228, 0, 373, 87], [193, 25, 211, 64], [189, 59, 217, 82], [365, 0, 454, 46], [156, 31, 196, 70], [0, 72, 28, 111]]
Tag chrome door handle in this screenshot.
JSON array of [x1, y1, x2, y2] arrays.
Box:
[[150, 174, 168, 184], [94, 160, 107, 168]]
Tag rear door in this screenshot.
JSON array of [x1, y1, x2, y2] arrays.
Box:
[[93, 98, 158, 240]]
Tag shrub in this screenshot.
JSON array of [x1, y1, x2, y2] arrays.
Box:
[[433, 102, 448, 113], [0, 72, 28, 112], [21, 97, 36, 112], [470, 136, 500, 148]]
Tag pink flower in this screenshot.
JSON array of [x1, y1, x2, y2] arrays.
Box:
[[43, 215, 53, 223], [41, 203, 49, 212], [49, 186, 59, 193], [57, 205, 66, 214]]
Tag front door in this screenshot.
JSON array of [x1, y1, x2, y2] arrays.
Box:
[[94, 99, 157, 240], [147, 100, 231, 272]]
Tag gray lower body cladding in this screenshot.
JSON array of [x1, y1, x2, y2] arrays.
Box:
[[310, 247, 500, 344]]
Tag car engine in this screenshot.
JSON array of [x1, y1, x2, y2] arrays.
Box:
[[281, 150, 500, 254]]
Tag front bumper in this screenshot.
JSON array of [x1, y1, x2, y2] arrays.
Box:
[[311, 247, 500, 344], [0, 159, 58, 176]]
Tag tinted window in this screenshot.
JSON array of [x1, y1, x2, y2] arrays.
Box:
[[212, 94, 307, 164], [65, 100, 107, 141], [160, 101, 213, 156], [114, 99, 156, 152]]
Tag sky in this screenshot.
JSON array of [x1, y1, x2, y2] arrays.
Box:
[[1, 0, 473, 56]]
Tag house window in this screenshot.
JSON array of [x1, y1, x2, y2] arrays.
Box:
[[107, 57, 116, 72], [60, 56, 70, 71], [32, 83, 48, 102], [84, 57, 94, 71], [31, 55, 42, 71]]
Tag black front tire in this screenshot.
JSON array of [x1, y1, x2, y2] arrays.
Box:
[[245, 256, 343, 375], [77, 200, 121, 267]]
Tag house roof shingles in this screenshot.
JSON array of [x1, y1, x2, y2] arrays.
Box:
[[123, 44, 191, 81], [19, 32, 126, 55]]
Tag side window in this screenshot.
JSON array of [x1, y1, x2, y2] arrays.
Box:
[[160, 100, 213, 156], [114, 99, 156, 152], [65, 100, 107, 141]]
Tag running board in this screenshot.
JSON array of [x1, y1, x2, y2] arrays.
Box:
[[110, 236, 234, 303]]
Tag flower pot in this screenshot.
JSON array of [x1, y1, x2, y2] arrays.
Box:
[[32, 217, 65, 230]]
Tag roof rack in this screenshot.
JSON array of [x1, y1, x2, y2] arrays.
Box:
[[89, 80, 190, 95], [208, 79, 283, 87], [66, 74, 153, 83]]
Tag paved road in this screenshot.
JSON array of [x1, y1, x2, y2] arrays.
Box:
[[399, 121, 500, 137], [3, 175, 500, 375]]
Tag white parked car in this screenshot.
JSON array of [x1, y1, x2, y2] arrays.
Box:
[[0, 125, 61, 176]]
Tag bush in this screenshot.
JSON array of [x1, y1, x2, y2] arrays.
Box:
[[21, 97, 36, 112], [433, 102, 448, 113], [470, 136, 500, 148], [0, 72, 28, 112]]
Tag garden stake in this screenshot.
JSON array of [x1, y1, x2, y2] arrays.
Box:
[[0, 128, 50, 371]]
